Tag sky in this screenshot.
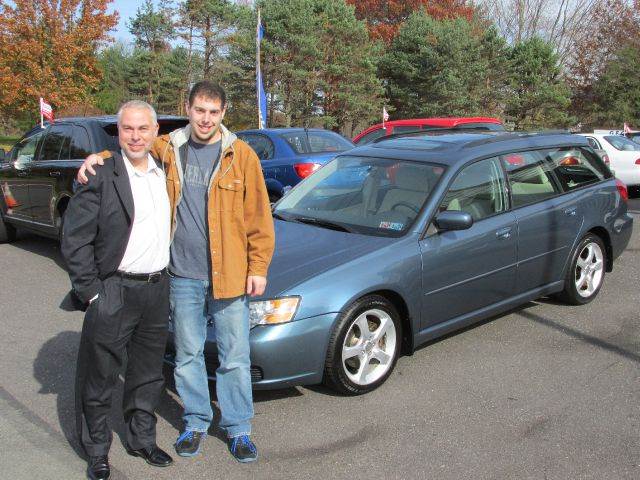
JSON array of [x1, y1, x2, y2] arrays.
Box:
[[107, 0, 147, 44]]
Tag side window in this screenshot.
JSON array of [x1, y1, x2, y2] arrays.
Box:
[[393, 125, 421, 135], [545, 147, 610, 191], [11, 131, 44, 167], [355, 128, 387, 145], [238, 133, 274, 160], [585, 137, 601, 149], [39, 127, 69, 161], [70, 126, 92, 158], [501, 150, 560, 208], [440, 157, 507, 222]]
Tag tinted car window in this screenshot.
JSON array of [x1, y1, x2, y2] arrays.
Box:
[[39, 127, 68, 160], [280, 131, 353, 154], [585, 136, 602, 149], [440, 157, 507, 221], [355, 128, 387, 145], [545, 147, 610, 191], [501, 150, 560, 208], [70, 126, 92, 158], [393, 125, 422, 134], [237, 133, 275, 160], [11, 131, 44, 166]]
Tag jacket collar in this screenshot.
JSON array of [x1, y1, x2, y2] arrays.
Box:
[[111, 150, 134, 221]]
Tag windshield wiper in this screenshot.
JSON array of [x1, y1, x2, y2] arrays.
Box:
[[272, 212, 290, 222], [293, 216, 353, 233]]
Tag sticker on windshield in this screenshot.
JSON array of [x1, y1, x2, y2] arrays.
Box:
[[379, 221, 404, 231]]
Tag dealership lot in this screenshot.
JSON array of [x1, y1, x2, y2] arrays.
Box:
[[1, 198, 638, 480]]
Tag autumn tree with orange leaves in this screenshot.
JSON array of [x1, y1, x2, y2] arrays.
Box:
[[0, 0, 118, 124], [346, 0, 475, 42]]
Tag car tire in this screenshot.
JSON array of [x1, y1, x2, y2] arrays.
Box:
[[0, 212, 16, 243], [323, 295, 402, 395], [555, 233, 606, 305]]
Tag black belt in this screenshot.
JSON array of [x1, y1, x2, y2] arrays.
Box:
[[116, 268, 166, 283]]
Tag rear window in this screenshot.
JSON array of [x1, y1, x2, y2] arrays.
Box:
[[604, 135, 640, 151], [279, 131, 353, 154], [545, 147, 611, 191]]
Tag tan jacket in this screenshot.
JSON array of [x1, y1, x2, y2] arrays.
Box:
[[151, 124, 275, 298]]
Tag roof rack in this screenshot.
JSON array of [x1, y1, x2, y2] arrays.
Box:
[[372, 126, 501, 143], [461, 130, 572, 148]]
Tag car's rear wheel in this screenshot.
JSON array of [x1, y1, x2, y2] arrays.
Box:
[[0, 212, 16, 243], [323, 295, 402, 395], [555, 233, 606, 305]]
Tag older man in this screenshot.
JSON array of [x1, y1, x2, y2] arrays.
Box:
[[62, 101, 174, 480]]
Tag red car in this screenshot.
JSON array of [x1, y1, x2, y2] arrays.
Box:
[[353, 117, 504, 145]]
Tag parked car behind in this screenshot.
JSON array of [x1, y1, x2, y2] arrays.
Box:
[[164, 131, 633, 395], [353, 117, 505, 145], [236, 128, 354, 202], [0, 115, 188, 243], [579, 133, 640, 191]]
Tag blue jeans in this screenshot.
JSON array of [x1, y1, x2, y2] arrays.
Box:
[[169, 275, 253, 438]]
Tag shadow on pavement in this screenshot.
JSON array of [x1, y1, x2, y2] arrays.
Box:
[[8, 233, 67, 270]]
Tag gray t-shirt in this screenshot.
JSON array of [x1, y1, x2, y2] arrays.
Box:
[[169, 138, 221, 280]]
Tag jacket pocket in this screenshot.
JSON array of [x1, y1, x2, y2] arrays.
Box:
[[217, 177, 244, 211]]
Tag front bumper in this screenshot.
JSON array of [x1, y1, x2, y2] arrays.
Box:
[[165, 312, 339, 390]]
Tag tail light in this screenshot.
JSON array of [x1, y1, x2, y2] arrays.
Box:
[[601, 154, 610, 165], [635, 158, 640, 165], [294, 162, 321, 179], [560, 156, 581, 166], [615, 178, 628, 202]]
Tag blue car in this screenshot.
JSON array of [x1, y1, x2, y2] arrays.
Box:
[[166, 132, 633, 395], [236, 128, 354, 201]]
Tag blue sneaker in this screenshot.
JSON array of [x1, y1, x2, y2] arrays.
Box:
[[228, 435, 258, 463], [174, 430, 204, 457]]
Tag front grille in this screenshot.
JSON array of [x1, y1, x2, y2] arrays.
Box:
[[164, 350, 264, 383]]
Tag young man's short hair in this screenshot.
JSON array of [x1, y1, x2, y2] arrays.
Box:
[[188, 81, 227, 107]]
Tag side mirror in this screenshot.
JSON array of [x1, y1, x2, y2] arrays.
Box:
[[434, 210, 473, 232]]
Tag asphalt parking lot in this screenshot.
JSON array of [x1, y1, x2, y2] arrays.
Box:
[[1, 198, 638, 480]]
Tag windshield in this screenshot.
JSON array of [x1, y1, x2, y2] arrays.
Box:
[[274, 155, 445, 237], [604, 135, 640, 151], [279, 130, 354, 154]]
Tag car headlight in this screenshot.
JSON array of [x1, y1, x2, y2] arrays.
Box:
[[249, 296, 300, 328]]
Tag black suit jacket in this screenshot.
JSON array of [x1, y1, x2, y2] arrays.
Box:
[[61, 151, 136, 305]]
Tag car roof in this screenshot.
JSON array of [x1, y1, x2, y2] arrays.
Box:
[[238, 128, 341, 135], [46, 114, 187, 125], [348, 131, 590, 167], [354, 117, 503, 140]]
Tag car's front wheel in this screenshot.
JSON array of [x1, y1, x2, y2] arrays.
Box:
[[323, 295, 402, 395], [555, 233, 606, 305]]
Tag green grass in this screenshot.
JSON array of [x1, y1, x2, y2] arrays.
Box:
[[0, 136, 19, 152]]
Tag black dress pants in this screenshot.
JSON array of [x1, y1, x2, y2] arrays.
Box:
[[75, 272, 169, 457]]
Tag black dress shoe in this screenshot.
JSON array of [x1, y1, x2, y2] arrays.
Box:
[[87, 455, 110, 480], [127, 445, 174, 467]]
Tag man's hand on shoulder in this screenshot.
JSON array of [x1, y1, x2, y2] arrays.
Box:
[[77, 151, 110, 184], [246, 275, 267, 297]]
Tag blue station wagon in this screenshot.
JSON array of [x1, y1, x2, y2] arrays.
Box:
[[166, 132, 633, 395]]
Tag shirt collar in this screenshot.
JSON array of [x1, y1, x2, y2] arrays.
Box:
[[121, 151, 160, 178]]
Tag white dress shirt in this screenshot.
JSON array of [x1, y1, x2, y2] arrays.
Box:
[[117, 152, 171, 274]]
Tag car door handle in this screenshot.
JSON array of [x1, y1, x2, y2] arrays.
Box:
[[49, 171, 61, 177], [496, 227, 512, 239], [564, 207, 577, 216]]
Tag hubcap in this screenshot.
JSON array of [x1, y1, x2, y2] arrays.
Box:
[[341, 308, 397, 386], [574, 241, 604, 298]]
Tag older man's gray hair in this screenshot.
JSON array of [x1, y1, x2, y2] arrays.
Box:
[[117, 100, 158, 125]]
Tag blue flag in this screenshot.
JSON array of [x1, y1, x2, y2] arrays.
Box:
[[256, 10, 267, 129]]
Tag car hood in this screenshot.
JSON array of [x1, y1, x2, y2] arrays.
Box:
[[264, 219, 393, 297]]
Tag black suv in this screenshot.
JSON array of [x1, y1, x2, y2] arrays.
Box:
[[0, 115, 188, 242]]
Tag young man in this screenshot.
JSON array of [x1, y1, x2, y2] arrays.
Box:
[[63, 101, 174, 480], [79, 82, 275, 462]]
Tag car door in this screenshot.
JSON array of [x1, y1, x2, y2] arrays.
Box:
[[28, 125, 69, 226], [419, 156, 517, 328], [501, 148, 582, 293], [0, 131, 45, 221]]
